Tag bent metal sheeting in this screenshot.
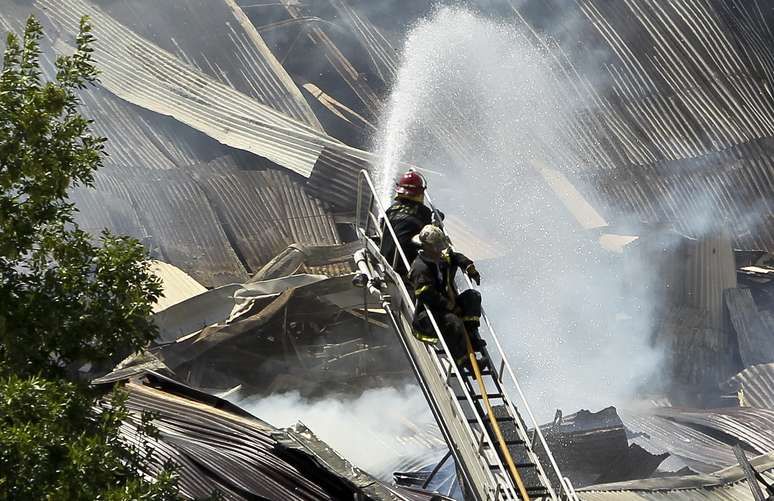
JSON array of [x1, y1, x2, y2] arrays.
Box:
[[118, 376, 420, 501], [36, 0, 377, 197], [568, 0, 774, 251], [724, 363, 774, 410], [86, 0, 323, 131], [38, 0, 322, 177], [578, 450, 774, 500]]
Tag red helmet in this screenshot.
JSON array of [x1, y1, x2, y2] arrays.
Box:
[[395, 170, 426, 196]]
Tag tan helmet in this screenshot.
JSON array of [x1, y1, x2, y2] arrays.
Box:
[[413, 224, 448, 251]]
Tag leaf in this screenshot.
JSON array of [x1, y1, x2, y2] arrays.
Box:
[[0, 16, 186, 501]]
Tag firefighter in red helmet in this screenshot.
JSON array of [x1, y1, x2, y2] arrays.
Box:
[[379, 170, 438, 275]]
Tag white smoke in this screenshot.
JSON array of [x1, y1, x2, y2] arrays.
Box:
[[234, 385, 444, 479], [374, 7, 663, 419]]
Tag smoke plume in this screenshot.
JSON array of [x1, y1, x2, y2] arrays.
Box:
[[234, 385, 444, 479]]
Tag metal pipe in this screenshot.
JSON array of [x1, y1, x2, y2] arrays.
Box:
[[422, 450, 453, 489], [353, 248, 381, 296]]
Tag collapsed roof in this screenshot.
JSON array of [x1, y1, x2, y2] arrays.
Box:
[[3, 0, 774, 498]]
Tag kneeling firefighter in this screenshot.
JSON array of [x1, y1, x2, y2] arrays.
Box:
[[408, 225, 486, 370]]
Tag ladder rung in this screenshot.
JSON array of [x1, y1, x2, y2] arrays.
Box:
[[469, 415, 514, 424], [473, 393, 504, 400], [488, 462, 537, 470], [457, 393, 503, 401]]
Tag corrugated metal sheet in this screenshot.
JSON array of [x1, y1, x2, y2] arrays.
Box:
[[152, 283, 243, 343], [645, 406, 774, 456], [247, 242, 357, 281], [35, 0, 376, 211], [294, 242, 357, 278], [725, 288, 774, 368], [685, 231, 738, 330], [259, 170, 340, 246], [71, 157, 345, 287], [38, 0, 325, 178], [69, 185, 147, 242], [101, 372, 446, 500], [78, 88, 196, 170], [1, 4, 229, 171], [564, 1, 774, 251], [328, 0, 399, 86], [119, 379, 385, 501], [282, 422, 430, 501], [150, 260, 207, 313], [574, 1, 774, 164], [189, 160, 340, 272], [192, 167, 292, 270], [102, 168, 249, 287], [654, 305, 737, 387], [624, 227, 736, 330], [625, 230, 740, 387], [307, 145, 373, 210], [88, 0, 323, 131], [578, 450, 774, 500], [581, 144, 774, 252], [724, 363, 774, 410], [620, 411, 743, 473], [283, 1, 383, 122]]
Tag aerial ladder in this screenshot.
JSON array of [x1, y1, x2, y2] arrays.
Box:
[[353, 170, 580, 501]]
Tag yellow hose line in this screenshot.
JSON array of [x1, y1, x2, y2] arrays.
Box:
[[465, 335, 531, 501]]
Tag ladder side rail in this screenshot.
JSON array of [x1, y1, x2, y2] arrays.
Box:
[[474, 285, 569, 501], [359, 230, 513, 500], [356, 172, 514, 499], [356, 170, 412, 272], [472, 342, 558, 500], [563, 477, 581, 501], [422, 327, 518, 500], [422, 190, 571, 500], [381, 296, 480, 500]]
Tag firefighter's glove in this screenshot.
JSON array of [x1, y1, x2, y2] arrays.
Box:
[[432, 209, 445, 226], [466, 264, 481, 285]]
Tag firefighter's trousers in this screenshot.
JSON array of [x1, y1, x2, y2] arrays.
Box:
[[413, 289, 482, 363]]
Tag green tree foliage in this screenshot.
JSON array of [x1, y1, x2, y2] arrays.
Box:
[[0, 376, 181, 501], [0, 16, 161, 379], [0, 16, 184, 501]]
